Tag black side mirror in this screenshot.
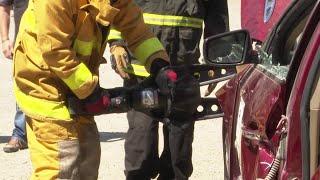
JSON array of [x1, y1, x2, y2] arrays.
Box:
[[203, 30, 255, 65]]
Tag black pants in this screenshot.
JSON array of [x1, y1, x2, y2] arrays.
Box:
[[124, 78, 194, 180]]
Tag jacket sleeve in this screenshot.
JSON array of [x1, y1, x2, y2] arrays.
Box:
[[203, 0, 229, 39], [111, 0, 169, 70], [34, 0, 98, 99], [107, 27, 123, 41]]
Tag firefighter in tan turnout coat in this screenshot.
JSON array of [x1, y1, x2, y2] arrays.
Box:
[[13, 0, 170, 179]]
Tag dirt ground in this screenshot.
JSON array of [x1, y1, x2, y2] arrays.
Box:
[[0, 1, 240, 179]]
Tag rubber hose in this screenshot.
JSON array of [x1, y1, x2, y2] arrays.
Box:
[[265, 158, 281, 180]]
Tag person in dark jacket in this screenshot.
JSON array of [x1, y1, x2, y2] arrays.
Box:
[[108, 1, 229, 179], [0, 0, 28, 153]]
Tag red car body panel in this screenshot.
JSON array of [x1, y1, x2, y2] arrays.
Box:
[[241, 0, 291, 42], [257, 147, 274, 178], [280, 22, 320, 179], [216, 65, 252, 178], [217, 1, 320, 179], [217, 65, 286, 179], [239, 67, 286, 179]]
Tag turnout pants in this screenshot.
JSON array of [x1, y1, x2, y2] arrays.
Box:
[[124, 84, 195, 180], [26, 115, 101, 180]]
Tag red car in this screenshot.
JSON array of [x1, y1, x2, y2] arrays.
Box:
[[203, 0, 320, 179], [241, 0, 291, 42]]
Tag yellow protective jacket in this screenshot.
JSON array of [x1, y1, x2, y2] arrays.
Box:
[[13, 0, 168, 121]]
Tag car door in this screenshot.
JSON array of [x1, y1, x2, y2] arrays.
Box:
[[284, 7, 320, 179], [216, 0, 317, 179]]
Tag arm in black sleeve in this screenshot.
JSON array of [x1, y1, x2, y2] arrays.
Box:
[[0, 0, 13, 6], [203, 0, 229, 39]]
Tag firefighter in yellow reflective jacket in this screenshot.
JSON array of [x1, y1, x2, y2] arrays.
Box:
[[13, 0, 170, 179]]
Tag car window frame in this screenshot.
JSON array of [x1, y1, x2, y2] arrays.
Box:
[[251, 0, 316, 83], [300, 22, 320, 180], [285, 0, 320, 103]]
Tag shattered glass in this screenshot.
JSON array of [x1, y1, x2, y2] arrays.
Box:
[[215, 44, 244, 63], [256, 46, 289, 81]]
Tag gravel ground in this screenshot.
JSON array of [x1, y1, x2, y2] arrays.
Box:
[[0, 1, 240, 179]]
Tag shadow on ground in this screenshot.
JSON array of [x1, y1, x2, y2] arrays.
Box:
[[0, 136, 10, 144], [1, 133, 125, 143], [99, 132, 126, 142]]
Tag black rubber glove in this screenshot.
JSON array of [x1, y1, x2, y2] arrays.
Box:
[[67, 87, 111, 116], [68, 87, 131, 116], [169, 70, 201, 121], [150, 59, 177, 95]]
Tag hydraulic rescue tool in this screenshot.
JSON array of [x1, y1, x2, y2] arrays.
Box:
[[67, 64, 236, 121]]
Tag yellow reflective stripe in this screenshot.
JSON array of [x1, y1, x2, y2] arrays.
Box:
[[14, 83, 71, 120], [143, 13, 203, 28], [107, 29, 123, 40], [124, 64, 150, 77], [134, 37, 164, 65], [73, 39, 95, 56], [62, 62, 93, 91]]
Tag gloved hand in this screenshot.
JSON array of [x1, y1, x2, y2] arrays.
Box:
[[150, 59, 177, 95], [82, 87, 111, 114], [68, 85, 133, 116], [110, 45, 130, 79], [169, 70, 201, 120]]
